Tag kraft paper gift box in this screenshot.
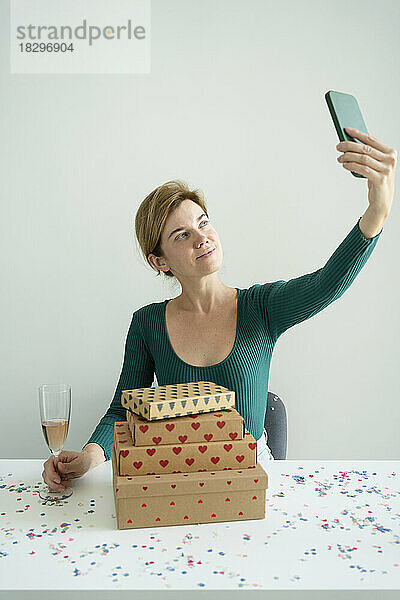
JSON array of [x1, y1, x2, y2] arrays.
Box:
[[125, 406, 245, 446], [114, 421, 257, 476], [111, 442, 268, 529], [121, 380, 235, 421]]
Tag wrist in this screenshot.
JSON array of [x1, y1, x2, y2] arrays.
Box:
[[82, 443, 106, 468], [366, 203, 389, 220], [359, 206, 386, 239]]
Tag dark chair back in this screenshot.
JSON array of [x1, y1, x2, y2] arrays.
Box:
[[264, 392, 287, 460]]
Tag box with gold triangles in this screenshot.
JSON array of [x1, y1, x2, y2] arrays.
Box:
[[121, 380, 235, 421]]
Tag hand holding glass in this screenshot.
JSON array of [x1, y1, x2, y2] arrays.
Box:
[[39, 383, 73, 500]]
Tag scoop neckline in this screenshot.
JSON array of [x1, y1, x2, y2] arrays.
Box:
[[162, 287, 241, 369]]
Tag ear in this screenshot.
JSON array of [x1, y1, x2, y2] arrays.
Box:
[[147, 252, 169, 273]]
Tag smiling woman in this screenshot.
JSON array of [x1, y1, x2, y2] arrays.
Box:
[[82, 175, 384, 464]]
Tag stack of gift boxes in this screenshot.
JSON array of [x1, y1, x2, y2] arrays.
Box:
[[111, 380, 269, 529]]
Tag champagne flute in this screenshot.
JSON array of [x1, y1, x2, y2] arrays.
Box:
[[38, 383, 73, 500]]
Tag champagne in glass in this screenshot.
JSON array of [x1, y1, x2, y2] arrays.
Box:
[[38, 383, 73, 500]]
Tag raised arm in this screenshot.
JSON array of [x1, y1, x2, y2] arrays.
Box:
[[255, 215, 383, 342], [82, 311, 155, 461]]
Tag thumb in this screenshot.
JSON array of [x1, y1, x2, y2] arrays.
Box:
[[57, 461, 68, 472]]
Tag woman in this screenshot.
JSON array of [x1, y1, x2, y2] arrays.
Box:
[[42, 127, 396, 492]]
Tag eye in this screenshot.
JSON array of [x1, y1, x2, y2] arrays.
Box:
[[175, 220, 209, 240]]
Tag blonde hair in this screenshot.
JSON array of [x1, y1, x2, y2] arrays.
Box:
[[135, 179, 209, 278]]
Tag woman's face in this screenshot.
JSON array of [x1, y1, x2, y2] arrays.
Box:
[[150, 199, 222, 278]]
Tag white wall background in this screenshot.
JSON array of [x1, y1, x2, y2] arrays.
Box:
[[1, 0, 399, 461]]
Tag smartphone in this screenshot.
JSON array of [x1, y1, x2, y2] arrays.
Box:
[[325, 90, 368, 179]]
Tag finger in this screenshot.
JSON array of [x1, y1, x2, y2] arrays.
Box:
[[43, 472, 67, 492], [60, 473, 72, 481], [57, 455, 73, 463], [57, 452, 78, 463], [59, 478, 72, 487], [57, 462, 70, 475], [342, 160, 383, 181], [48, 459, 61, 480], [46, 457, 65, 481], [44, 466, 62, 485], [339, 151, 387, 173], [338, 141, 390, 166], [344, 127, 393, 155]]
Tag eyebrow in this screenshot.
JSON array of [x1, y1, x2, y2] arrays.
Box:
[[168, 213, 207, 239]]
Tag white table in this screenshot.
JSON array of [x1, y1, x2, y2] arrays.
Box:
[[0, 458, 399, 592]]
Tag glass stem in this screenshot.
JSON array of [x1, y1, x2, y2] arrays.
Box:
[[51, 450, 61, 488]]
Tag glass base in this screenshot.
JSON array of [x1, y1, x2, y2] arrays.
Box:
[[39, 484, 73, 501]]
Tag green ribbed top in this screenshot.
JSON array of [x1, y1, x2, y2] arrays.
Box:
[[83, 217, 382, 461]]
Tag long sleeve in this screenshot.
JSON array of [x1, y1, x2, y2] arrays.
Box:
[[82, 311, 155, 461], [255, 216, 383, 342]]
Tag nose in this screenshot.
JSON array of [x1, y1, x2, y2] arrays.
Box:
[[195, 233, 210, 246]]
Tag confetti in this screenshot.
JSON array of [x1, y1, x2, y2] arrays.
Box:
[[0, 466, 398, 588]]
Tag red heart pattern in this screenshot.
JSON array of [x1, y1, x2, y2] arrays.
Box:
[[116, 420, 257, 476], [126, 411, 244, 450], [122, 496, 257, 525]]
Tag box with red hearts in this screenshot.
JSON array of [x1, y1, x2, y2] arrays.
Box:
[[125, 406, 244, 446], [111, 442, 268, 529], [114, 420, 257, 476], [120, 380, 235, 421]]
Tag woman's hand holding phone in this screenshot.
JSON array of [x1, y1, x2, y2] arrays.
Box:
[[336, 126, 397, 218]]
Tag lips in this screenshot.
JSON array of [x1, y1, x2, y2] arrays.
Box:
[[197, 247, 215, 259]]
